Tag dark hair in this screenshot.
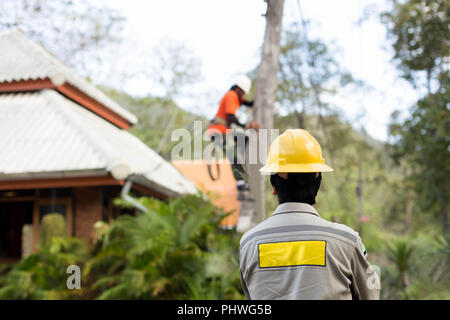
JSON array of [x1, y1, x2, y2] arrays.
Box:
[[270, 172, 322, 205], [230, 85, 239, 92]]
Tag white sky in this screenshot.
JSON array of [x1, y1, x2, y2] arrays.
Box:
[[100, 0, 419, 142]]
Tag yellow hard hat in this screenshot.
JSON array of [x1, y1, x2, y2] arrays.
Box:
[[260, 129, 334, 173]]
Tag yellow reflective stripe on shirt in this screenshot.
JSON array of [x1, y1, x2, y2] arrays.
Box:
[[258, 240, 326, 268]]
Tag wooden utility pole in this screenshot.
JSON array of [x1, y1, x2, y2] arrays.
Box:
[[248, 0, 285, 226]]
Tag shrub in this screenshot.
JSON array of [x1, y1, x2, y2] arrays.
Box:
[[0, 237, 89, 299], [386, 237, 415, 289], [40, 213, 67, 248], [86, 194, 244, 299]]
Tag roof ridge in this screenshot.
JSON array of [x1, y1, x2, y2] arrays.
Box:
[[1, 29, 70, 79], [0, 28, 22, 38]]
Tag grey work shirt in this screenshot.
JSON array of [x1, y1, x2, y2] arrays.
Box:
[[239, 202, 380, 300]]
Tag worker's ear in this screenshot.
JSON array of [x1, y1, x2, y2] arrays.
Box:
[[272, 187, 277, 195]]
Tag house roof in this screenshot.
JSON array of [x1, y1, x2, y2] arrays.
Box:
[[0, 29, 137, 125], [0, 90, 197, 197]]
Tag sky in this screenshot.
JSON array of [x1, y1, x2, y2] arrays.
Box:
[[101, 0, 420, 142]]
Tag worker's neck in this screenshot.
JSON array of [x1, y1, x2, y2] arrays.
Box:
[[278, 200, 316, 206]]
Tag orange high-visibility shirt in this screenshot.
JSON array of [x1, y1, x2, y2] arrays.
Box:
[[207, 90, 242, 134]]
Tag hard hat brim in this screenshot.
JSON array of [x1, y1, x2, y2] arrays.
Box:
[[259, 163, 334, 174]]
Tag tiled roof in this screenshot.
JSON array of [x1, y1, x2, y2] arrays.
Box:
[[0, 90, 197, 197]]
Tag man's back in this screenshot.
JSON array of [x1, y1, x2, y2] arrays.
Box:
[[239, 202, 380, 300]]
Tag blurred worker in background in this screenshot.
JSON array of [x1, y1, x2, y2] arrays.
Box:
[[207, 75, 260, 199], [239, 129, 380, 300]]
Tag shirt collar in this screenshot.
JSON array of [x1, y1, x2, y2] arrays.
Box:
[[272, 202, 320, 217]]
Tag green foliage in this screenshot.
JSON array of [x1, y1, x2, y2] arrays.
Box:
[[400, 280, 450, 300], [0, 195, 243, 300], [381, 234, 450, 299], [40, 213, 67, 248], [272, 112, 397, 232], [278, 24, 358, 129], [100, 88, 206, 159], [357, 223, 385, 253], [0, 1, 446, 300], [384, 0, 449, 237], [387, 238, 415, 275], [0, 237, 89, 299], [86, 194, 244, 300], [272, 109, 450, 299], [389, 80, 450, 224], [382, 0, 449, 87], [409, 234, 449, 283]]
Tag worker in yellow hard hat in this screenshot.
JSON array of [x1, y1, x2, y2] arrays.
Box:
[[239, 129, 380, 300]]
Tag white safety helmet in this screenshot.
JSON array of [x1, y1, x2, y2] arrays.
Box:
[[233, 75, 251, 94]]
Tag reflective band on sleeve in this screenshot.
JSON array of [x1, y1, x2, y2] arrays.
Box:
[[258, 240, 326, 268], [240, 225, 357, 250]]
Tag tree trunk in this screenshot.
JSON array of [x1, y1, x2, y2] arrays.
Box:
[[356, 157, 363, 233], [402, 166, 413, 233], [401, 271, 410, 289], [253, 0, 285, 131], [439, 189, 448, 238], [296, 109, 305, 129], [404, 188, 413, 233], [248, 0, 285, 226], [426, 68, 432, 95]]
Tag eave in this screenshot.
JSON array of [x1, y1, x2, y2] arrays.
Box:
[[0, 173, 167, 200]]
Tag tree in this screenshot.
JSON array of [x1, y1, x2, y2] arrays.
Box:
[[382, 0, 449, 93], [149, 40, 202, 100], [148, 40, 202, 154], [278, 24, 358, 130], [249, 0, 285, 224], [387, 238, 415, 289], [389, 80, 450, 236], [0, 0, 125, 77], [383, 0, 449, 236], [101, 87, 205, 159], [100, 39, 203, 158]]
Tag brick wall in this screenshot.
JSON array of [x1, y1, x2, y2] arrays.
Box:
[[73, 187, 102, 241]]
